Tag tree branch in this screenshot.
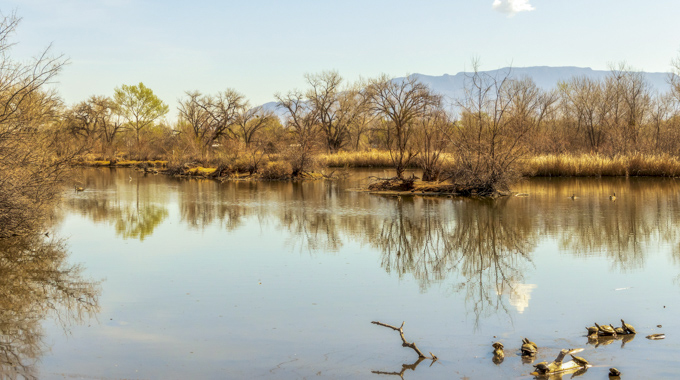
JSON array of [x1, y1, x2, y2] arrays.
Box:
[[371, 320, 435, 359]]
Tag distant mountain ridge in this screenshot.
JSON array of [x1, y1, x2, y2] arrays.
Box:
[[410, 66, 672, 105], [261, 66, 674, 118]]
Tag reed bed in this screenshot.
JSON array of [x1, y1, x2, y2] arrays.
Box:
[[317, 150, 395, 168], [80, 151, 680, 178], [318, 151, 680, 177], [526, 154, 680, 177]]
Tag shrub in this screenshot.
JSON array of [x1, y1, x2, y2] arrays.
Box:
[[258, 161, 292, 180]]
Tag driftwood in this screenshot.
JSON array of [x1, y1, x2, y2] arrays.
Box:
[[371, 321, 436, 360]]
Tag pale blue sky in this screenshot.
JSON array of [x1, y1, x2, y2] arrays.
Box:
[[6, 0, 680, 111]]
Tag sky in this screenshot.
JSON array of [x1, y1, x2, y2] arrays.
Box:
[[4, 0, 680, 116]]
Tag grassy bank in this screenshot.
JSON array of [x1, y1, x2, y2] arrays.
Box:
[[319, 151, 680, 178], [77, 151, 680, 180]]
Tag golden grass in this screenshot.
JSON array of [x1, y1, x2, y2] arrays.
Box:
[[186, 167, 216, 175], [319, 151, 680, 177], [82, 151, 680, 179], [526, 154, 680, 177], [83, 160, 111, 166], [317, 150, 394, 167]]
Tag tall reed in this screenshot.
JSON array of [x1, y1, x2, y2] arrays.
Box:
[[526, 154, 680, 177]]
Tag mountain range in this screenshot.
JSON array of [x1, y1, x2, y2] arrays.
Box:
[[262, 66, 674, 118]]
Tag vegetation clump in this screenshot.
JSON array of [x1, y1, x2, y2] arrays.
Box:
[[258, 161, 293, 180]]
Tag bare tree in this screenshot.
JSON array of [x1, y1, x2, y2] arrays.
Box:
[[449, 64, 554, 194], [348, 106, 375, 151], [65, 96, 123, 158], [178, 89, 244, 158], [92, 96, 125, 155], [65, 100, 99, 141], [0, 11, 73, 236], [559, 76, 607, 152], [306, 71, 368, 153], [234, 102, 275, 149], [670, 53, 680, 103], [177, 90, 210, 156], [414, 108, 452, 181], [650, 93, 676, 153], [275, 90, 319, 176], [367, 74, 441, 179], [617, 67, 651, 151]]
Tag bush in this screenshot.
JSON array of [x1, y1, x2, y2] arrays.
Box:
[[258, 161, 292, 180]]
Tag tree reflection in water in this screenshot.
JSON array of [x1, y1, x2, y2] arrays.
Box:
[[67, 197, 168, 241], [370, 196, 536, 321], [65, 171, 680, 318], [0, 232, 100, 378]]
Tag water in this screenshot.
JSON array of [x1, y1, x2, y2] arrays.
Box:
[[25, 169, 680, 378]]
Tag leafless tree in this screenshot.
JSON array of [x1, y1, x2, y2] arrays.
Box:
[[559, 76, 607, 152], [275, 91, 319, 177], [449, 64, 554, 194], [65, 100, 99, 141], [367, 74, 441, 179], [92, 96, 125, 153], [650, 93, 676, 153], [0, 11, 73, 236], [275, 90, 319, 176], [65, 96, 123, 158], [619, 69, 651, 150], [234, 102, 275, 149], [306, 71, 369, 153], [178, 89, 244, 158], [670, 53, 680, 103], [348, 107, 376, 151], [414, 108, 452, 181]]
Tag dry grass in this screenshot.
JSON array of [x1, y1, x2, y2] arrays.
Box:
[[319, 151, 680, 178], [82, 151, 680, 180], [317, 150, 394, 168], [526, 154, 680, 177], [185, 167, 217, 175]]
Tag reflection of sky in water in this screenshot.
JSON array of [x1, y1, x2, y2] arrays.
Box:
[[39, 169, 680, 379]]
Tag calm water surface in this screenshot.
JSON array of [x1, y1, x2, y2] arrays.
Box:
[[30, 169, 680, 378]]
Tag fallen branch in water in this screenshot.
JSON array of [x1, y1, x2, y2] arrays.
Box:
[[371, 321, 436, 360]]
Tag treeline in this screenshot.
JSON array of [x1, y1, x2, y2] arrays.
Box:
[[63, 60, 680, 192], [6, 8, 680, 205]]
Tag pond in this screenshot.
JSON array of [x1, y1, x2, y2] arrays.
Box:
[[28, 169, 680, 378]]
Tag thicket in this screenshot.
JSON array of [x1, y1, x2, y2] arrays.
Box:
[[0, 12, 78, 237]]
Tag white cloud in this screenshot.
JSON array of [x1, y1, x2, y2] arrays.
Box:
[[492, 0, 535, 16]]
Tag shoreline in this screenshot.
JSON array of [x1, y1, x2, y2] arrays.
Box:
[[78, 152, 680, 179]]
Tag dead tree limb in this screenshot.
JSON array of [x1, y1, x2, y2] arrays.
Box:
[[371, 321, 433, 359]]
